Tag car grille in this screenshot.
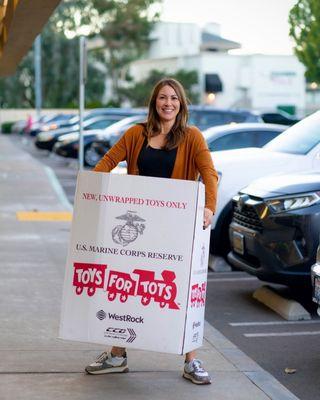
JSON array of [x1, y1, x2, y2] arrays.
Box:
[[233, 202, 263, 232]]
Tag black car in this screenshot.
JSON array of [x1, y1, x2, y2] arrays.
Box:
[[260, 110, 300, 126], [53, 115, 146, 166], [188, 105, 262, 131], [227, 171, 320, 288]]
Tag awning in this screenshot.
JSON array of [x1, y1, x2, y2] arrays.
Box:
[[205, 73, 223, 93]]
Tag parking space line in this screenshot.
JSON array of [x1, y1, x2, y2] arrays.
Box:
[[230, 320, 320, 326], [244, 331, 320, 337], [207, 277, 257, 282], [16, 211, 72, 221]]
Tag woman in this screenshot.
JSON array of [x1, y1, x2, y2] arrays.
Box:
[[85, 78, 219, 385]]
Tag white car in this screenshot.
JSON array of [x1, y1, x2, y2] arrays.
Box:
[[203, 122, 285, 152], [210, 110, 320, 256]]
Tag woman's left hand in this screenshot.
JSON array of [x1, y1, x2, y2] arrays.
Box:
[[203, 208, 213, 229]]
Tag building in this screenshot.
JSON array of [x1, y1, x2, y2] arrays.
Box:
[[130, 22, 306, 116]]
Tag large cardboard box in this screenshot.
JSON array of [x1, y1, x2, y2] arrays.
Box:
[[60, 171, 210, 354]]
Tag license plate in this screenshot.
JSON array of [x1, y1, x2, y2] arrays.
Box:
[[233, 231, 244, 255], [313, 276, 320, 304]]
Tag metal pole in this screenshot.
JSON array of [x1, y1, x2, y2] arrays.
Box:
[[78, 36, 87, 170], [34, 35, 42, 121]]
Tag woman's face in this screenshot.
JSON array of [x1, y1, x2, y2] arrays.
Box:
[[155, 85, 180, 124]]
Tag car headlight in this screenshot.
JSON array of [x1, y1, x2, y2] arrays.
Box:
[[266, 192, 320, 213], [58, 133, 79, 142], [38, 133, 54, 141]]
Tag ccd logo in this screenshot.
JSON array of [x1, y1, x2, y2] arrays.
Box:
[[106, 327, 126, 334]]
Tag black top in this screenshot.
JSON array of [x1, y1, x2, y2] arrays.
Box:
[[137, 138, 178, 178]]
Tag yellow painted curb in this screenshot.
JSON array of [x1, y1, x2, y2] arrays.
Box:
[[16, 211, 73, 221]]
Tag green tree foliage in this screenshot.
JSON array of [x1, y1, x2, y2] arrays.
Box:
[[289, 0, 320, 83], [119, 69, 199, 106], [0, 52, 34, 108], [0, 1, 105, 108], [91, 0, 162, 102], [0, 0, 162, 108]]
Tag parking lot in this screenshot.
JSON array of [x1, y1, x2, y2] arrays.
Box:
[[10, 131, 320, 400]]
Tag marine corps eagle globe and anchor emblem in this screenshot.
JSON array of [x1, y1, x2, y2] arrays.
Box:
[[112, 210, 146, 246]]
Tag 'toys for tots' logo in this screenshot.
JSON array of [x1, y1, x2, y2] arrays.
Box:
[[112, 210, 145, 246]]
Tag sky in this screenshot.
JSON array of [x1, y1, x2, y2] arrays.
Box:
[[160, 0, 298, 55]]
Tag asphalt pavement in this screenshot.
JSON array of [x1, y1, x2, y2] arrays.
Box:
[[0, 133, 300, 400]]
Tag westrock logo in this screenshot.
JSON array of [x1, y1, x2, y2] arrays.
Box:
[[106, 312, 144, 324], [112, 210, 145, 246], [73, 262, 180, 310], [96, 310, 107, 320]]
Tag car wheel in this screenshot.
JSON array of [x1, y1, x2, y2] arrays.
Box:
[[84, 145, 101, 167]]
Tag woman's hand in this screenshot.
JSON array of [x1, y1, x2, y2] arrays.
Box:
[[203, 208, 213, 229]]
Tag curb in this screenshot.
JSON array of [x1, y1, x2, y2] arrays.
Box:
[[204, 321, 299, 400], [44, 166, 74, 211]]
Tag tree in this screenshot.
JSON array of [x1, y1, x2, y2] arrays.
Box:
[[91, 0, 162, 103], [0, 51, 34, 108], [40, 22, 105, 108], [0, 0, 106, 108], [289, 0, 320, 83], [119, 69, 200, 106], [0, 0, 163, 108]]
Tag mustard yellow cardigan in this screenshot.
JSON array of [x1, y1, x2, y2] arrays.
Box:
[[93, 124, 218, 212]]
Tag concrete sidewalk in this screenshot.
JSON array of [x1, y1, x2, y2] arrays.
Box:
[[0, 134, 299, 400]]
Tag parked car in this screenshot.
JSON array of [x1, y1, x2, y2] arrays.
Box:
[[53, 114, 147, 166], [38, 107, 146, 134], [311, 242, 320, 314], [203, 123, 285, 152], [260, 110, 300, 126], [188, 105, 262, 130], [89, 119, 273, 169], [227, 171, 320, 288], [35, 115, 129, 151], [29, 113, 75, 136], [210, 110, 320, 257]]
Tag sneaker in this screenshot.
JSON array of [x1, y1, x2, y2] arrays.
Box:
[[85, 351, 129, 375], [183, 359, 212, 385]]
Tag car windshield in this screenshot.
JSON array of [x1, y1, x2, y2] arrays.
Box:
[[264, 111, 320, 155]]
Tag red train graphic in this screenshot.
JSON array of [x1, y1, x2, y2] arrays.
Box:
[[72, 263, 179, 310], [73, 263, 106, 296], [190, 282, 206, 308]]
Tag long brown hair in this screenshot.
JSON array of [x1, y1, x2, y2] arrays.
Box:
[[145, 78, 189, 150]]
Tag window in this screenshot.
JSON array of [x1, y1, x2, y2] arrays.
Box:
[[255, 130, 282, 147], [265, 112, 320, 154], [85, 120, 113, 130], [207, 130, 261, 152]]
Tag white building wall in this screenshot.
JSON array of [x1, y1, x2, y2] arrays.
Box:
[[130, 53, 306, 114], [199, 53, 305, 113], [128, 22, 307, 114], [149, 22, 201, 59], [249, 55, 306, 113], [200, 53, 245, 108]]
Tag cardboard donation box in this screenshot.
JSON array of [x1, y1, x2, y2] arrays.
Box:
[[60, 171, 210, 354]]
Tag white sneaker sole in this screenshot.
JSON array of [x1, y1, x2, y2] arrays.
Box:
[[183, 372, 212, 385], [85, 366, 129, 375]]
